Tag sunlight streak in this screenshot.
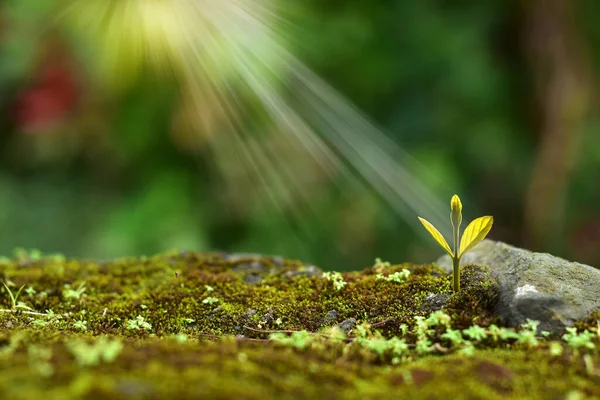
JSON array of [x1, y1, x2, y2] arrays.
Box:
[[58, 0, 453, 250]]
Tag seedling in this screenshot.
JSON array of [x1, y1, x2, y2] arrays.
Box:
[[322, 272, 347, 291], [73, 320, 88, 332], [63, 281, 87, 301], [462, 325, 488, 341], [562, 327, 596, 353], [376, 270, 411, 284], [418, 194, 493, 291], [125, 315, 152, 331], [202, 296, 220, 305], [1, 281, 34, 312], [66, 337, 124, 367]]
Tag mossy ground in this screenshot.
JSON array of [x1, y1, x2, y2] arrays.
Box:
[[0, 251, 599, 399]]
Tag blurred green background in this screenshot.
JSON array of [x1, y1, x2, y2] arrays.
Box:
[[0, 0, 598, 270]]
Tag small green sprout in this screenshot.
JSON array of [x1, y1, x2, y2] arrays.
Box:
[[496, 326, 520, 341], [66, 337, 123, 367], [32, 319, 49, 328], [353, 322, 372, 339], [413, 316, 434, 353], [14, 248, 43, 262], [73, 320, 88, 332], [458, 341, 476, 356], [521, 319, 540, 332], [441, 328, 465, 346], [516, 331, 539, 347], [562, 327, 596, 352], [373, 258, 391, 273], [269, 330, 315, 350], [63, 281, 87, 301], [462, 325, 488, 341], [365, 336, 390, 357], [415, 336, 433, 354], [549, 342, 563, 357], [399, 324, 409, 336], [418, 194, 494, 291], [1, 281, 34, 312], [27, 345, 54, 377], [202, 296, 220, 305], [125, 315, 152, 331], [425, 310, 452, 328], [515, 319, 541, 347], [376, 270, 411, 284], [322, 272, 347, 291]]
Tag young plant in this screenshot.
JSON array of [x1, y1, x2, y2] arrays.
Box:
[[63, 281, 87, 301], [418, 194, 493, 291], [1, 281, 34, 312], [125, 315, 153, 331], [322, 272, 347, 291]]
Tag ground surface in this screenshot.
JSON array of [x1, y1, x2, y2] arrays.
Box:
[[0, 250, 599, 399]]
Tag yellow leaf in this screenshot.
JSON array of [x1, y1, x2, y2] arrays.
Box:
[[459, 216, 494, 257], [418, 217, 453, 257]]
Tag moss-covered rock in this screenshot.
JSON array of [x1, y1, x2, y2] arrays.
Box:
[[0, 251, 599, 399]]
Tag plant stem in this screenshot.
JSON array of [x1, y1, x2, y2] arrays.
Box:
[[452, 256, 460, 292], [452, 218, 460, 292], [0, 309, 49, 316]]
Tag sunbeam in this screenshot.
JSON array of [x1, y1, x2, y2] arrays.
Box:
[[57, 0, 454, 258]]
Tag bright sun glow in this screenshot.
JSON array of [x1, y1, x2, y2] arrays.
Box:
[[58, 0, 452, 243]]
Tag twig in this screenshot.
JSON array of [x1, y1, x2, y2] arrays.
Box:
[[433, 343, 449, 353], [243, 325, 349, 339], [371, 319, 395, 328], [0, 309, 49, 317], [244, 326, 305, 335], [197, 332, 269, 342]]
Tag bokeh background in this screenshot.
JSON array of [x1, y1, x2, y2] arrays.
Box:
[[0, 1, 598, 270]]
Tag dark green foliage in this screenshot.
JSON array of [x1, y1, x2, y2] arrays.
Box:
[[1, 1, 599, 268]]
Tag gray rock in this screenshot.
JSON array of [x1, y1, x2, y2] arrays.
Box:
[[435, 239, 600, 333], [271, 256, 285, 267], [224, 253, 265, 262], [244, 273, 262, 285], [283, 265, 322, 278], [232, 261, 266, 274], [422, 293, 451, 312], [338, 318, 357, 334], [260, 308, 275, 325], [322, 310, 338, 325]]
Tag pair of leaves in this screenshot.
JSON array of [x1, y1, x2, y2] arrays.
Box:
[[418, 216, 494, 259], [1, 281, 31, 311]]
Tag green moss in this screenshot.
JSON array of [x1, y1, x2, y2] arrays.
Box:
[[0, 251, 598, 399], [443, 264, 501, 329], [1, 252, 471, 337]]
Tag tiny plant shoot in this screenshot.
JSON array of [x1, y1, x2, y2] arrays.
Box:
[[418, 195, 493, 292]]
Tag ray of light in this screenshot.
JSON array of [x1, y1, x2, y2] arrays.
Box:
[[57, 0, 454, 254]]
